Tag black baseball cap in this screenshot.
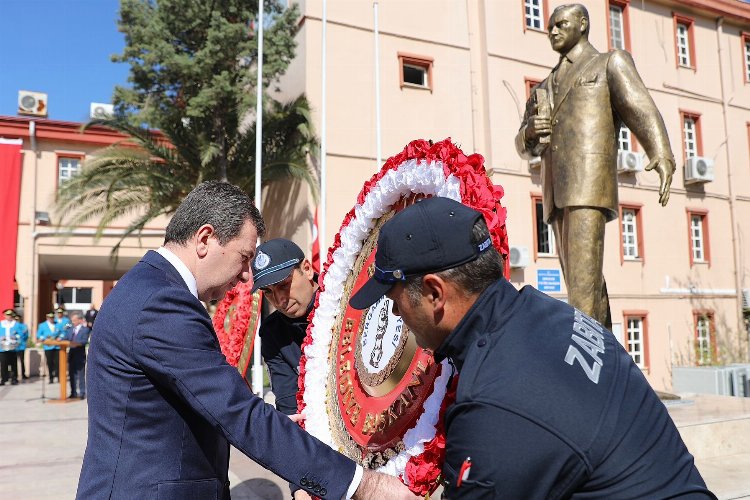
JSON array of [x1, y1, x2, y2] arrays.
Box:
[[251, 238, 305, 292], [349, 197, 491, 310]]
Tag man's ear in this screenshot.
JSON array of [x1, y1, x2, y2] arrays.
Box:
[[580, 16, 588, 35], [195, 224, 215, 258], [300, 258, 315, 280], [422, 274, 447, 313]]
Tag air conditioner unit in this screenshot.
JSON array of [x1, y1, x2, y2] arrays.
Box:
[[742, 289, 750, 311], [18, 90, 48, 117], [509, 245, 530, 269], [90, 102, 114, 119], [616, 150, 643, 173], [685, 156, 714, 184]]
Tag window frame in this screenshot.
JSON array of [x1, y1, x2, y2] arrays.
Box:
[[531, 193, 556, 260], [686, 208, 710, 267], [617, 124, 639, 153], [524, 77, 543, 99], [522, 0, 549, 33], [623, 311, 649, 370], [607, 0, 631, 52], [398, 52, 433, 92], [742, 32, 750, 83], [679, 110, 703, 166], [55, 152, 85, 192], [673, 13, 696, 70], [693, 310, 716, 366], [619, 203, 644, 263]]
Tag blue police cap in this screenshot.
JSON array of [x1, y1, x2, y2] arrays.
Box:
[[349, 197, 490, 310], [251, 238, 305, 292]]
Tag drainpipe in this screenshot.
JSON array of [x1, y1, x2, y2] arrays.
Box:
[[29, 121, 39, 339], [715, 17, 746, 360]]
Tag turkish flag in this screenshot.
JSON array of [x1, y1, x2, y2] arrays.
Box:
[[311, 208, 320, 273], [0, 140, 23, 310]]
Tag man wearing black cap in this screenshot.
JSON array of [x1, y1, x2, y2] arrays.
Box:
[[251, 239, 318, 416], [350, 196, 713, 498]]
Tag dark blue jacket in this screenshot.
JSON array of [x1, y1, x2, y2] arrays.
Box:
[[77, 251, 354, 500], [259, 295, 314, 415], [437, 279, 714, 499]]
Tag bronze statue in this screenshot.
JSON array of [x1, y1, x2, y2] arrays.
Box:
[[515, 3, 674, 329]]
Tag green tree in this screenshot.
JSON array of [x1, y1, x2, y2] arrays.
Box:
[[55, 0, 317, 252]]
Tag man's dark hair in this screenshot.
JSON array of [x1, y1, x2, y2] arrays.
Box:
[[405, 218, 504, 304], [165, 181, 266, 245]]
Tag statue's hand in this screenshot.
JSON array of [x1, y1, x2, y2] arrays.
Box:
[[645, 156, 676, 206], [524, 115, 551, 141]]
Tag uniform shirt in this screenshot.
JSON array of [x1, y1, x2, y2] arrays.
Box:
[[259, 294, 315, 415], [0, 320, 21, 350], [436, 279, 714, 499], [15, 322, 29, 351], [37, 321, 59, 350], [54, 316, 72, 338]]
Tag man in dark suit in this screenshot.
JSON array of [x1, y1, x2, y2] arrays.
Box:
[[252, 239, 318, 416], [84, 304, 98, 328], [77, 181, 416, 500], [66, 313, 90, 399], [515, 3, 674, 328]]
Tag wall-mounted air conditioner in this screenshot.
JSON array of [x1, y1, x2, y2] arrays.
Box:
[[509, 245, 530, 269], [685, 156, 714, 184], [616, 150, 643, 173], [90, 102, 114, 119], [18, 90, 48, 117]]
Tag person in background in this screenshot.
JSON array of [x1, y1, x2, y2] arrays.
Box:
[[0, 309, 21, 385], [84, 304, 98, 329], [14, 312, 29, 380], [54, 307, 72, 336], [66, 313, 90, 399], [251, 238, 318, 416], [37, 312, 60, 383]]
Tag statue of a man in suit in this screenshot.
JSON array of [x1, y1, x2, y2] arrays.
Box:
[[515, 3, 675, 329]]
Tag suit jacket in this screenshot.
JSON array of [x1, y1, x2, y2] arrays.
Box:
[[516, 41, 673, 224], [77, 251, 354, 500], [67, 325, 90, 363]]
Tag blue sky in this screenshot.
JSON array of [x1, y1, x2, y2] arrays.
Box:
[[0, 0, 127, 123]]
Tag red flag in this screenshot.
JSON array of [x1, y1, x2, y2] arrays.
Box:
[[311, 208, 320, 273], [0, 140, 22, 310]]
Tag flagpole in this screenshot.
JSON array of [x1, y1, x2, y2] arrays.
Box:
[[320, 0, 328, 260], [252, 0, 265, 397], [373, 0, 382, 170]]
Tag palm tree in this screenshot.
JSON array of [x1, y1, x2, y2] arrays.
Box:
[[54, 94, 319, 256]]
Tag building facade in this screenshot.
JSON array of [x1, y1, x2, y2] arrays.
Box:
[[0, 117, 167, 335], [275, 0, 750, 391]]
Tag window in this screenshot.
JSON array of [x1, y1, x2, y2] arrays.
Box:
[[624, 313, 648, 369], [532, 195, 555, 258], [618, 125, 632, 152], [742, 32, 750, 83], [524, 0, 546, 31], [620, 204, 643, 261], [524, 78, 542, 99], [58, 156, 81, 186], [398, 53, 433, 91], [608, 0, 631, 51], [687, 209, 710, 266], [680, 111, 702, 164], [60, 287, 93, 305], [693, 311, 715, 365], [673, 14, 696, 69]]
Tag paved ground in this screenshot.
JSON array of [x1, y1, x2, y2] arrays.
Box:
[[0, 377, 290, 500], [2, 375, 749, 499]]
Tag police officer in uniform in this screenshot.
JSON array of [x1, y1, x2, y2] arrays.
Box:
[[1, 309, 21, 385], [37, 312, 60, 383], [251, 239, 318, 416], [350, 197, 714, 499], [14, 312, 29, 380]]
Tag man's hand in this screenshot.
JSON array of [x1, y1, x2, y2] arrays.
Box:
[[288, 413, 306, 424], [293, 490, 312, 500], [524, 115, 551, 141], [645, 156, 676, 206], [353, 469, 421, 499]]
